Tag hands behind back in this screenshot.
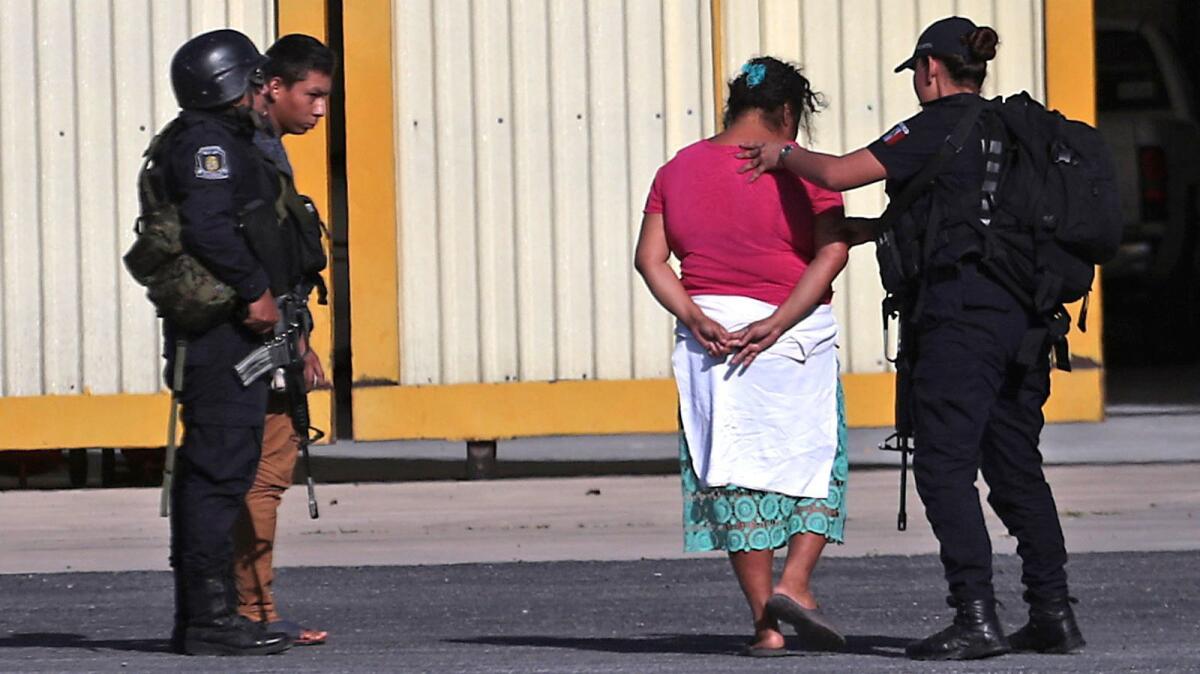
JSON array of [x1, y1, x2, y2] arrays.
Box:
[[685, 310, 734, 359], [728, 317, 784, 368]]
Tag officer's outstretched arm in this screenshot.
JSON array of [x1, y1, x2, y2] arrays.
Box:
[[737, 144, 887, 192]]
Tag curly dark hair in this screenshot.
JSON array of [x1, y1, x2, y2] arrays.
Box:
[[723, 56, 824, 136]]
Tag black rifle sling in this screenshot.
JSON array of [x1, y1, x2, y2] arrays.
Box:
[[877, 99, 984, 321], [878, 99, 985, 233]]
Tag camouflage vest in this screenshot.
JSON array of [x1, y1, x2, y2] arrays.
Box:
[[122, 119, 239, 333]]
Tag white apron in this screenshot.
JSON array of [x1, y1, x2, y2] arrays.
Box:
[[673, 295, 840, 499]]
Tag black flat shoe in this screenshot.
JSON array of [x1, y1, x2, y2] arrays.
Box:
[[765, 593, 846, 651]]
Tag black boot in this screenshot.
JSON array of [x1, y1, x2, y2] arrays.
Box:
[[181, 574, 292, 656], [1009, 593, 1085, 654], [906, 596, 1011, 661]]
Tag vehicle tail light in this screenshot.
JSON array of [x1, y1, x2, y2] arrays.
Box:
[[1138, 146, 1168, 221]]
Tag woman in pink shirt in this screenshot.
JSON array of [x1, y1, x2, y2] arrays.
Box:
[[635, 57, 851, 656]]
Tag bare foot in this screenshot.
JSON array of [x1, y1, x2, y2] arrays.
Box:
[[749, 625, 786, 651]]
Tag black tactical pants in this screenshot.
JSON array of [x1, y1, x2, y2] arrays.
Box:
[[166, 322, 268, 625], [171, 424, 263, 576], [910, 263, 1069, 603]]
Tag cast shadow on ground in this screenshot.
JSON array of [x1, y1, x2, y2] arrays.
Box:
[[0, 632, 172, 654], [448, 633, 911, 658]]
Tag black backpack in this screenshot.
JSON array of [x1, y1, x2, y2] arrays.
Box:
[[972, 92, 1122, 324], [876, 92, 1122, 370]]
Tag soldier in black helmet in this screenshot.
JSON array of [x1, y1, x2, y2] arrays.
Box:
[[152, 28, 294, 656]]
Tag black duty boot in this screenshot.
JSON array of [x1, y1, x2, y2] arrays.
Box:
[[181, 574, 292, 656], [1009, 594, 1085, 654], [906, 597, 1011, 661]]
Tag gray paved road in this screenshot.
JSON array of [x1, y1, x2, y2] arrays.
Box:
[[1, 551, 1196, 673]]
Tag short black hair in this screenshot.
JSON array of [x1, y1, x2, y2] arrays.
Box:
[[264, 34, 335, 86], [723, 56, 823, 136]]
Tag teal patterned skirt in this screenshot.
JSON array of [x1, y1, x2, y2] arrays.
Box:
[[681, 383, 849, 552]]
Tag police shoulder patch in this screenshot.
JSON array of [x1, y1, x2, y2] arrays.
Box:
[[194, 146, 230, 180], [881, 122, 910, 146]]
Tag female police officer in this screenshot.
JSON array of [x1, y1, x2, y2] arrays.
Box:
[[735, 16, 1085, 661]]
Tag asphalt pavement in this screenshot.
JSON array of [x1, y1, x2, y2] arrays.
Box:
[[1, 551, 1196, 673], [2, 388, 1197, 671]]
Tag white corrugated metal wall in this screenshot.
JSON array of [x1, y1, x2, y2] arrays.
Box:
[[392, 0, 715, 386], [0, 0, 1049, 403], [0, 0, 274, 398], [389, 0, 1044, 387], [720, 0, 1045, 373]]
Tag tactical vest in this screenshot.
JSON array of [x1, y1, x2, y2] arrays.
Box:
[[123, 119, 239, 333], [273, 169, 329, 304]]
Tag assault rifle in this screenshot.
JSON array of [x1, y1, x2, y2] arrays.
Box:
[[878, 294, 916, 532], [234, 294, 323, 519]]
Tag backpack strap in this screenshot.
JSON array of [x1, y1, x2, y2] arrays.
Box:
[[879, 99, 986, 227], [878, 99, 985, 320], [137, 118, 184, 215]]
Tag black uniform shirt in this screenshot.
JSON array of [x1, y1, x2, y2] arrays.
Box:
[[867, 93, 987, 268], [867, 93, 986, 198], [164, 108, 279, 304]]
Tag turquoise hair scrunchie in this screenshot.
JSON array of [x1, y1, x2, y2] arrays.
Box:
[[742, 62, 766, 88]]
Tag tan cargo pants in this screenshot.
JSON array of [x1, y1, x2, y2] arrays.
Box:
[[233, 408, 299, 623]]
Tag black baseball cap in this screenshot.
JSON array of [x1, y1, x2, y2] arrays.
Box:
[[894, 16, 977, 73]]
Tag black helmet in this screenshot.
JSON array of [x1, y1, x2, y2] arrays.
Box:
[[170, 29, 267, 110]]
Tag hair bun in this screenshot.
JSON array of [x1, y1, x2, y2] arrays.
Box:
[[967, 27, 999, 62]]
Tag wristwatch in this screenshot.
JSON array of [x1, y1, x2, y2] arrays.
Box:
[[779, 142, 799, 165]]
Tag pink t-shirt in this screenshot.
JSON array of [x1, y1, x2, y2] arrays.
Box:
[[644, 139, 844, 306]]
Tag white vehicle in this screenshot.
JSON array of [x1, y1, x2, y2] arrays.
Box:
[[1096, 19, 1200, 295]]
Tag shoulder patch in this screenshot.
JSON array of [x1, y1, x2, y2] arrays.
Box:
[[194, 146, 230, 180], [881, 122, 910, 146]]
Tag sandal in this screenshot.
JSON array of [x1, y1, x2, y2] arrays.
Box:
[[268, 619, 328, 646], [765, 593, 845, 651]]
